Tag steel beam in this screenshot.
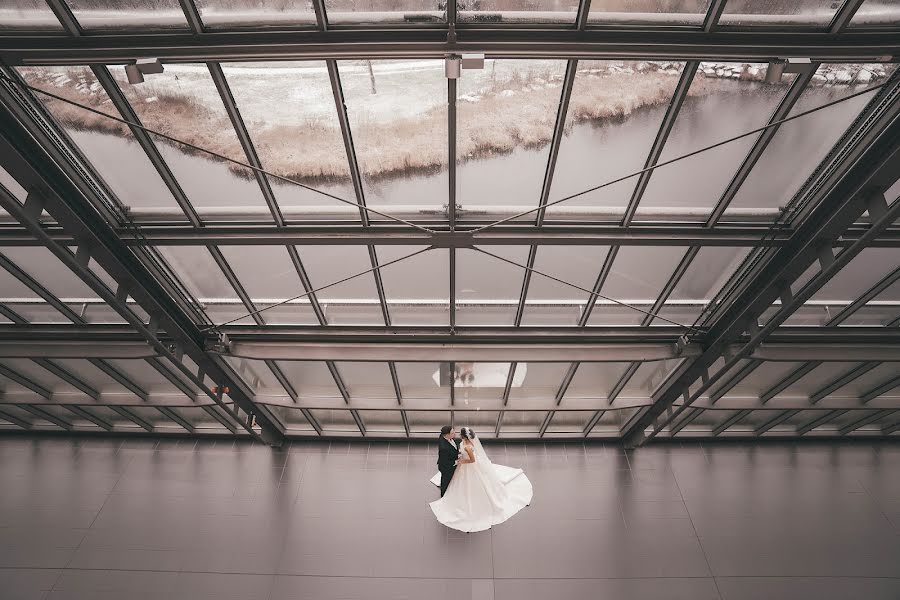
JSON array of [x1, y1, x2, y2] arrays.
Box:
[[146, 357, 198, 401], [713, 408, 751, 436], [43, 0, 81, 36], [754, 408, 800, 435], [624, 61, 698, 224], [325, 60, 392, 327], [0, 362, 52, 398], [839, 408, 897, 435], [5, 224, 898, 247], [91, 65, 200, 226], [202, 404, 238, 433], [3, 324, 900, 354], [702, 0, 728, 32], [63, 405, 113, 430], [810, 361, 880, 404], [797, 409, 846, 435], [761, 361, 822, 403], [3, 30, 900, 64], [710, 359, 761, 403], [0, 405, 32, 429], [109, 405, 154, 431], [830, 0, 866, 33], [708, 67, 816, 224], [88, 358, 149, 401], [861, 373, 900, 403], [0, 251, 83, 322], [882, 419, 900, 435], [156, 406, 194, 432], [623, 74, 900, 446], [668, 406, 703, 435], [20, 404, 71, 429], [0, 84, 284, 444], [33, 358, 99, 400]]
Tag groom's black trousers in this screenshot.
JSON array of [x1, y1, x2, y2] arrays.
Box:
[[439, 465, 456, 497]]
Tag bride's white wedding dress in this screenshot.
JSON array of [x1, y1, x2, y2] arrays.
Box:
[[428, 438, 533, 532]]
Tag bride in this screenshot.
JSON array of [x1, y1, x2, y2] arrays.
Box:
[[429, 427, 533, 532]]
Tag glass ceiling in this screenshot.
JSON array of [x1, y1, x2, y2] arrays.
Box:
[[0, 0, 898, 442]]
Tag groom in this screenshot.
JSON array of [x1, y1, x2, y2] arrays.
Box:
[[437, 425, 460, 497]]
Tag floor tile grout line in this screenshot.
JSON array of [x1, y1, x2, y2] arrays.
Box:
[[671, 457, 724, 600]]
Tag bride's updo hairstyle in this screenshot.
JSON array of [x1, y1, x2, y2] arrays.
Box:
[[460, 427, 476, 440]]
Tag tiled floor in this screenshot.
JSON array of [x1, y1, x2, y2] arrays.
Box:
[[1, 435, 899, 599]]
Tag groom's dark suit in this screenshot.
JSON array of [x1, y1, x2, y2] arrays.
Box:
[[437, 436, 460, 497]]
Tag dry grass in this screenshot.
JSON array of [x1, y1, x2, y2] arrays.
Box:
[[23, 65, 713, 184]]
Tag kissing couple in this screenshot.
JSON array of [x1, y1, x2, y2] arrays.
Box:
[[428, 425, 533, 532]]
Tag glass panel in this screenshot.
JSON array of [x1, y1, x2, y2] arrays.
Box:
[[563, 362, 632, 400], [589, 245, 689, 326], [849, 1, 900, 27], [809, 248, 900, 303], [396, 362, 448, 400], [18, 66, 179, 212], [549, 61, 683, 215], [729, 63, 896, 211], [522, 245, 609, 325], [620, 358, 682, 399], [457, 60, 567, 208], [588, 0, 710, 25], [0, 358, 73, 392], [271, 405, 316, 431], [834, 362, 900, 399], [224, 356, 288, 397], [456, 246, 528, 326], [276, 361, 342, 400], [452, 410, 500, 432], [406, 410, 450, 432], [224, 61, 357, 217], [453, 362, 515, 404], [546, 410, 595, 433], [66, 0, 189, 30], [109, 63, 271, 215], [219, 246, 317, 325], [654, 247, 751, 325], [332, 362, 395, 400], [459, 0, 578, 24], [508, 363, 569, 402], [327, 0, 443, 25], [839, 279, 900, 326], [0, 0, 64, 30], [499, 410, 547, 434], [214, 245, 296, 305], [310, 409, 358, 432], [377, 246, 448, 325], [719, 0, 841, 27], [0, 247, 98, 300], [359, 410, 404, 433], [728, 360, 805, 398], [195, 0, 316, 28], [157, 246, 233, 300], [639, 62, 793, 216], [339, 59, 447, 210], [586, 407, 637, 435], [830, 409, 879, 431], [295, 245, 382, 325], [104, 359, 178, 394], [776, 362, 861, 399]]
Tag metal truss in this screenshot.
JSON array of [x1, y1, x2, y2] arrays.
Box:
[[1, 0, 898, 445], [622, 73, 900, 446], [3, 30, 900, 65], [0, 80, 283, 444], [7, 224, 899, 247]]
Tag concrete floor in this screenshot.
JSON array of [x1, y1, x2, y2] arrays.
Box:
[[1, 435, 899, 600]]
